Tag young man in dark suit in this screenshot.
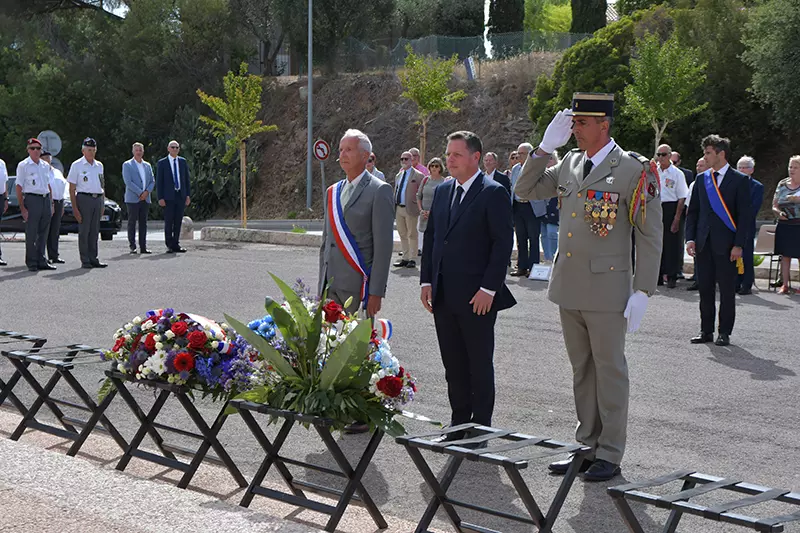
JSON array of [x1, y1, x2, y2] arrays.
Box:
[[156, 140, 191, 253], [420, 131, 515, 439], [686, 135, 752, 346]]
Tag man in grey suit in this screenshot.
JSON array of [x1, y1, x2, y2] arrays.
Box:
[[122, 142, 156, 254], [318, 129, 395, 317]]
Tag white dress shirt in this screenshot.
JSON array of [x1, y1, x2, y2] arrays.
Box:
[[169, 154, 180, 190], [423, 170, 495, 297], [49, 167, 69, 201], [658, 164, 689, 202], [0, 159, 8, 196], [15, 157, 52, 195], [581, 138, 617, 180], [67, 156, 105, 194], [712, 163, 730, 187], [134, 160, 147, 190]]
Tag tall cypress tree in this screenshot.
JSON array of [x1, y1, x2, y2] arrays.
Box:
[[570, 0, 607, 33], [488, 0, 525, 34]]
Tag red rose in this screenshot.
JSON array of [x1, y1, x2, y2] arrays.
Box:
[[322, 301, 345, 323], [130, 334, 142, 351], [144, 333, 157, 353], [376, 375, 404, 398], [112, 337, 125, 352], [171, 321, 188, 336], [187, 330, 207, 351], [173, 351, 195, 373]]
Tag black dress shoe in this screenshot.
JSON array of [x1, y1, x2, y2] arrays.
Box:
[[549, 454, 592, 475], [343, 423, 370, 434], [130, 248, 138, 254], [0, 259, 7, 266], [176, 247, 187, 253], [38, 263, 57, 270], [405, 260, 416, 268], [509, 268, 529, 277], [667, 279, 677, 289], [737, 288, 752, 295], [394, 259, 408, 267], [28, 266, 38, 272], [690, 332, 714, 344], [140, 249, 152, 254], [686, 282, 699, 291], [166, 248, 176, 254], [91, 262, 108, 268], [81, 264, 93, 269], [582, 459, 621, 482], [715, 334, 730, 346], [50, 258, 65, 264]]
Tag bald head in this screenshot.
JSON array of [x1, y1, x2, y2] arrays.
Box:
[[696, 157, 708, 175]]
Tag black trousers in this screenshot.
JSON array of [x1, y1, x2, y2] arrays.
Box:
[[737, 229, 755, 291], [163, 198, 185, 251], [513, 200, 540, 270], [433, 282, 497, 427], [127, 201, 149, 250], [696, 243, 738, 335], [660, 201, 684, 280], [47, 199, 63, 260]]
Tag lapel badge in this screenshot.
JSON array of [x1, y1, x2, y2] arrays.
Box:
[[610, 157, 618, 165], [606, 176, 614, 184]]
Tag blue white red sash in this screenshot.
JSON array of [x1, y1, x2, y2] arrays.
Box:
[[703, 170, 736, 232], [327, 180, 371, 304], [376, 318, 392, 340]]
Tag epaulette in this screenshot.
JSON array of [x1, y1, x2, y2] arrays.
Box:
[[570, 148, 581, 153], [627, 151, 649, 165]]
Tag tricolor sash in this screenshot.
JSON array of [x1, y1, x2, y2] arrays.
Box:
[[703, 170, 736, 232], [327, 180, 371, 304]]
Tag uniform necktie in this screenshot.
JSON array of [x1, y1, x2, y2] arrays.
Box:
[[583, 159, 594, 179], [173, 158, 180, 190], [396, 170, 407, 205]]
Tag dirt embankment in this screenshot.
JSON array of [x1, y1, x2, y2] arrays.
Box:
[[246, 53, 560, 219]]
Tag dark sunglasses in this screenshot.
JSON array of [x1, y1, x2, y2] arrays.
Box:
[[28, 146, 42, 151], [429, 164, 441, 169], [400, 157, 409, 161], [368, 158, 375, 162], [656, 152, 670, 157]]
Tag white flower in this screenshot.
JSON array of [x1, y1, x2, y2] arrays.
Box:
[[211, 341, 220, 350], [124, 323, 132, 330], [117, 362, 126, 372], [165, 330, 175, 340], [133, 316, 142, 325], [141, 321, 154, 331], [220, 323, 230, 330], [124, 334, 132, 341], [155, 342, 164, 350], [215, 331, 224, 340], [205, 331, 213, 339]]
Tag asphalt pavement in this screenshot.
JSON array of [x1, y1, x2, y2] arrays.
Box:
[[1, 234, 799, 533]]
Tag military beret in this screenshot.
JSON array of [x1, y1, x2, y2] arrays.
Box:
[[82, 137, 97, 147], [27, 138, 42, 147]]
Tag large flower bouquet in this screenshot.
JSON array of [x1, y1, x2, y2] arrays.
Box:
[[225, 275, 418, 436], [99, 308, 264, 401]]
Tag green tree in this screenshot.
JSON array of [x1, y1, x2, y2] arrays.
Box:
[[742, 0, 800, 132], [197, 63, 278, 228], [570, 0, 606, 33], [399, 45, 466, 160], [623, 33, 707, 152], [435, 0, 484, 36], [489, 0, 525, 34]]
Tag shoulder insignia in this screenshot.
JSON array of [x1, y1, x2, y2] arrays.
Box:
[[570, 148, 581, 153]]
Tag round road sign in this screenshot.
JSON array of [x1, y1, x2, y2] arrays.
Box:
[[314, 139, 330, 161], [38, 130, 62, 156]]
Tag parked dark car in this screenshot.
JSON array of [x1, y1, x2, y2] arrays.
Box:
[[1, 177, 122, 240]]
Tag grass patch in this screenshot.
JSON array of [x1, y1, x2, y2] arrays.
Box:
[[291, 225, 307, 234]]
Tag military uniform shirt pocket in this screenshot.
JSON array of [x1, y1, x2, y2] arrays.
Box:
[[590, 255, 630, 273]]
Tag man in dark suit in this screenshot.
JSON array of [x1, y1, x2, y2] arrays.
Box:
[[686, 135, 752, 346], [483, 152, 512, 197], [735, 155, 764, 295], [671, 151, 695, 187], [420, 131, 515, 438], [156, 140, 191, 253]]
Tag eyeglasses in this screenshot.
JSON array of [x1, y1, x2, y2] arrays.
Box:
[[28, 146, 42, 151], [368, 158, 375, 162], [400, 157, 409, 161], [169, 146, 179, 149], [429, 164, 441, 169], [656, 152, 670, 157]]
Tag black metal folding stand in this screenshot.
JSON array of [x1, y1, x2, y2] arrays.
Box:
[[608, 470, 800, 533], [396, 423, 592, 533], [1, 344, 128, 457], [0, 330, 47, 415], [230, 400, 388, 532], [106, 370, 247, 489]]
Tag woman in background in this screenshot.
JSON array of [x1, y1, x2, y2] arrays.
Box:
[[773, 155, 800, 294]]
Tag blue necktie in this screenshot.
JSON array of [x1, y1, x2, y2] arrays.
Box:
[[396, 170, 407, 205], [173, 158, 180, 190]]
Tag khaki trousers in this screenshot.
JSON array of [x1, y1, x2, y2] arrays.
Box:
[[559, 307, 628, 464], [396, 209, 418, 258]]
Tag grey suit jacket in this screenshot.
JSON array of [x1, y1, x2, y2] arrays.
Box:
[[318, 171, 395, 300], [122, 158, 155, 204]]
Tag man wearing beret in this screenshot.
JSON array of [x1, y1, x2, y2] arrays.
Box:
[[514, 93, 662, 481], [68, 137, 107, 268], [15, 138, 55, 271]]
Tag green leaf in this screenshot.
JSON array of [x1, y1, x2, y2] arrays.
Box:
[[265, 297, 300, 346], [224, 314, 297, 377], [305, 296, 324, 374], [318, 320, 372, 390], [269, 273, 312, 337], [97, 377, 116, 404]]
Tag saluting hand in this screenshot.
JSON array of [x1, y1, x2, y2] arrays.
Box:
[[539, 108, 574, 154], [470, 290, 494, 316]]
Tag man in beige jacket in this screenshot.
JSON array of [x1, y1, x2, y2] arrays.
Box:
[[394, 151, 424, 268], [514, 93, 662, 481]]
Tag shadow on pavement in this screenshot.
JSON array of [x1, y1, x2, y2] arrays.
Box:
[[707, 345, 796, 381], [567, 475, 666, 533], [43, 267, 92, 280]]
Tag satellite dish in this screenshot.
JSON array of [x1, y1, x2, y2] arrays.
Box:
[[38, 130, 62, 157], [49, 156, 65, 174]]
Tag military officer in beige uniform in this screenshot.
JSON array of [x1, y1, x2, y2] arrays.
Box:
[[514, 93, 662, 481]]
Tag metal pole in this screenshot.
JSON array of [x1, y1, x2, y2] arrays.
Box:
[[320, 160, 326, 211], [305, 0, 313, 210]]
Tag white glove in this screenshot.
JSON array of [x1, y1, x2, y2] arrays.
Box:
[[539, 108, 574, 154], [623, 291, 649, 333]]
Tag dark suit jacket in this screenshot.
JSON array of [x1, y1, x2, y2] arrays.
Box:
[[156, 156, 191, 202], [686, 166, 752, 255], [677, 166, 695, 187], [486, 169, 512, 198], [747, 176, 764, 236], [421, 173, 516, 312]]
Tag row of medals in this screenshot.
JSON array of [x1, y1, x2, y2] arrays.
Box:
[[584, 190, 620, 237]]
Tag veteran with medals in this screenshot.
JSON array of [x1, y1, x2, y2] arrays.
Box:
[[514, 93, 662, 481]]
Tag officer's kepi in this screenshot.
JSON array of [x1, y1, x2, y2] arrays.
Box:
[[571, 92, 615, 118]]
